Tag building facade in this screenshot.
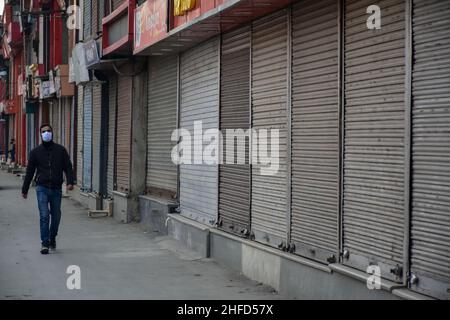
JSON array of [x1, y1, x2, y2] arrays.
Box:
[[0, 0, 448, 300]]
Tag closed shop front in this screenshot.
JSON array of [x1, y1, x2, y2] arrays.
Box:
[[26, 113, 36, 157], [59, 100, 66, 149], [179, 37, 220, 225], [92, 84, 102, 193], [147, 55, 178, 199], [70, 98, 76, 167], [65, 98, 72, 153], [83, 86, 93, 192], [218, 26, 251, 236], [51, 102, 60, 144], [83, 0, 91, 39], [107, 76, 117, 198], [116, 75, 132, 194], [9, 116, 15, 149], [251, 10, 288, 248], [77, 87, 83, 185], [290, 0, 339, 263], [410, 0, 450, 299], [58, 99, 70, 151], [112, 0, 124, 10], [0, 119, 6, 159], [342, 0, 406, 282]]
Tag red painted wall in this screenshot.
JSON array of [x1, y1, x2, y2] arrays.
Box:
[[50, 0, 63, 69]]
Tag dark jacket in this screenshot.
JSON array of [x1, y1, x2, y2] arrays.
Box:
[[22, 141, 75, 194]]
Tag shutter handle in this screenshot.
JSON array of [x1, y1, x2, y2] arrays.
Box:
[[342, 249, 350, 260], [327, 255, 336, 264], [390, 265, 403, 277], [409, 273, 419, 286]]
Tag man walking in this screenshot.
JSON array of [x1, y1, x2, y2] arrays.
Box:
[[22, 124, 75, 255]]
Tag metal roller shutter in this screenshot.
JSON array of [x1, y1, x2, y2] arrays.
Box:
[[116, 76, 132, 193], [51, 102, 59, 144], [0, 120, 5, 158], [251, 10, 288, 248], [26, 114, 35, 156], [290, 0, 339, 263], [77, 86, 83, 185], [92, 84, 102, 193], [147, 55, 178, 198], [66, 99, 71, 152], [92, 0, 98, 35], [113, 0, 124, 10], [410, 0, 450, 300], [107, 77, 117, 198], [60, 101, 65, 148], [179, 37, 220, 225], [99, 0, 105, 23], [71, 98, 76, 168], [343, 0, 406, 282], [219, 25, 251, 236], [83, 0, 91, 39], [83, 86, 93, 191]]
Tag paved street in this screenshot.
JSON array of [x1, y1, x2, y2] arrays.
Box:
[[0, 170, 283, 300]]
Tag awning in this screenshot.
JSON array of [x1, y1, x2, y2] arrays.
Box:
[[134, 0, 296, 56]]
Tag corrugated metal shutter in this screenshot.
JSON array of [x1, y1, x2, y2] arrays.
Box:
[[51, 102, 60, 144], [83, 86, 93, 191], [0, 120, 5, 157], [27, 114, 35, 156], [147, 55, 178, 198], [179, 37, 220, 225], [71, 97, 76, 168], [83, 0, 91, 39], [219, 25, 251, 236], [113, 0, 124, 10], [77, 86, 83, 185], [92, 84, 102, 193], [99, 0, 105, 23], [290, 0, 339, 263], [251, 10, 288, 248], [92, 0, 98, 35], [107, 76, 117, 198], [343, 0, 406, 282], [66, 98, 71, 152], [116, 76, 132, 193], [60, 101, 66, 148], [410, 0, 450, 300]]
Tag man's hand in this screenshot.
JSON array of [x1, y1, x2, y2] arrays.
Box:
[[22, 193, 28, 199], [67, 184, 74, 191]]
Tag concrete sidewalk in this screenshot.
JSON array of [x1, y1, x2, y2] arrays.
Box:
[[0, 170, 284, 300]]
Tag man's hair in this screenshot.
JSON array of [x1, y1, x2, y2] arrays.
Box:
[[40, 124, 53, 131]]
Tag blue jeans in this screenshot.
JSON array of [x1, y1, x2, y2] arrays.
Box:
[[36, 186, 62, 246]]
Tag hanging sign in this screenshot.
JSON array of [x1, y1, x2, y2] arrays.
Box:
[[134, 0, 168, 53]]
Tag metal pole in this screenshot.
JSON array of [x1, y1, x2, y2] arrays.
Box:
[[248, 23, 253, 236], [338, 0, 346, 262], [176, 54, 181, 205], [403, 0, 413, 287], [286, 7, 292, 248], [216, 35, 222, 226]]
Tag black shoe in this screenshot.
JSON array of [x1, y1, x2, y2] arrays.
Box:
[[40, 246, 49, 255], [49, 239, 56, 250]]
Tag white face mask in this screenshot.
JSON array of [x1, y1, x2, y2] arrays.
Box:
[[42, 131, 53, 142]]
